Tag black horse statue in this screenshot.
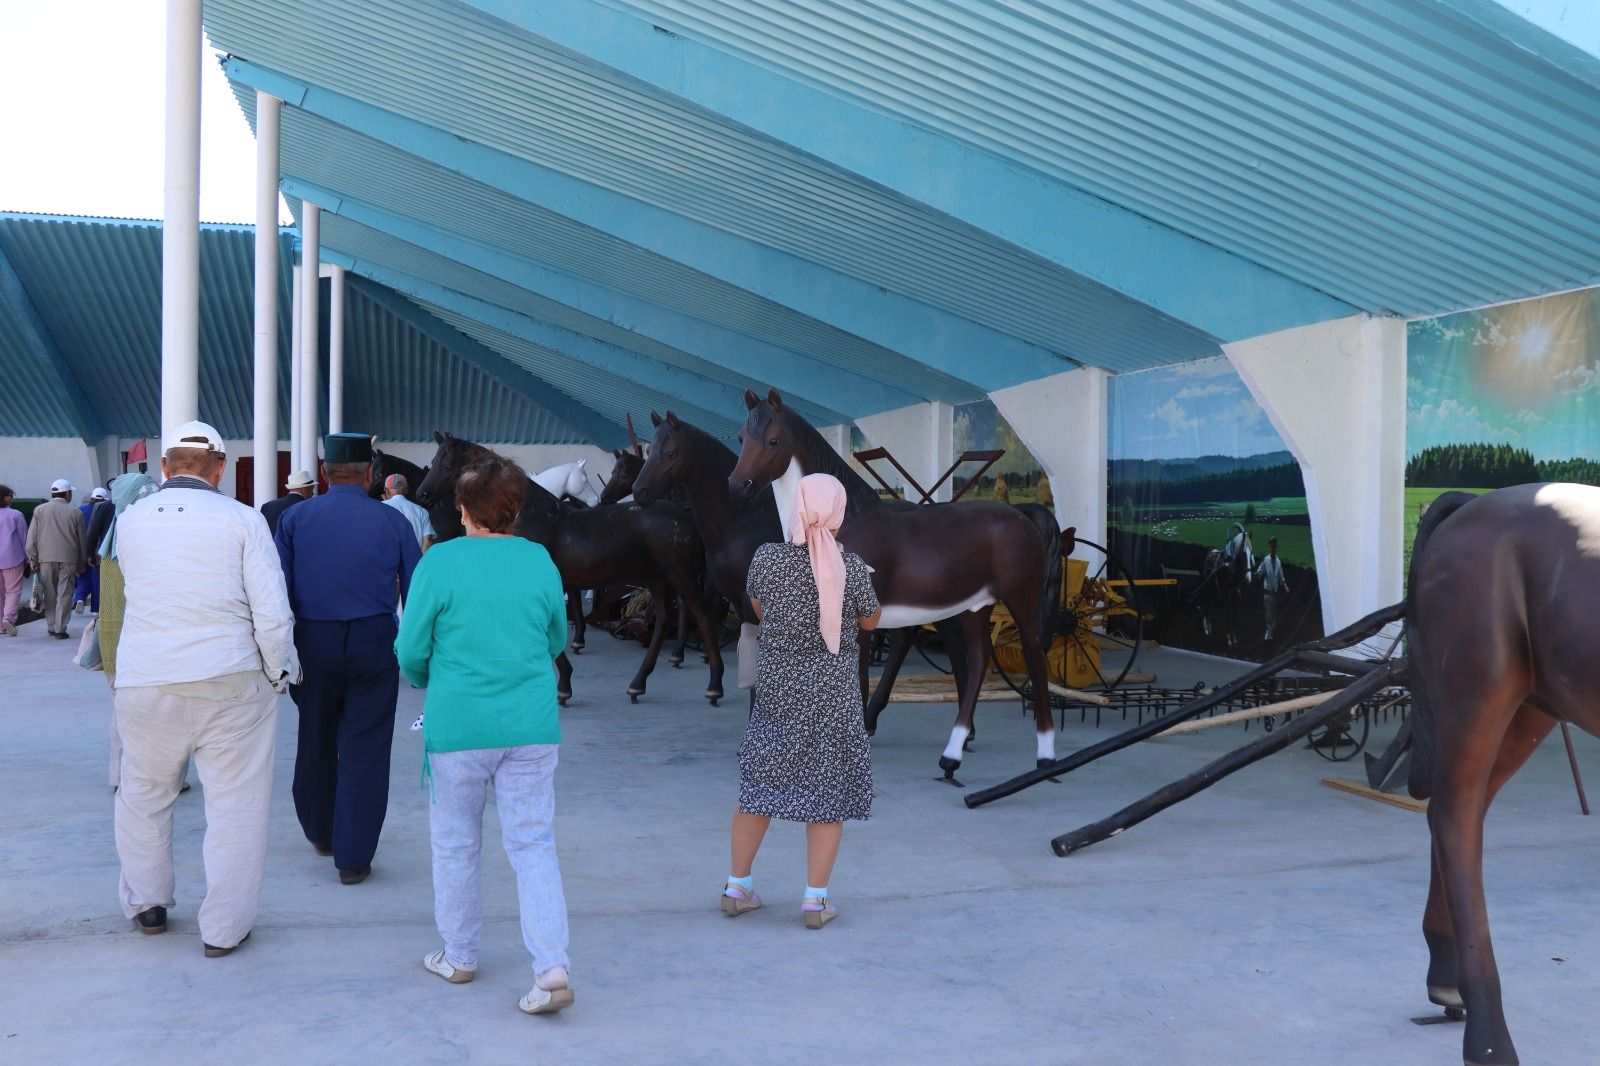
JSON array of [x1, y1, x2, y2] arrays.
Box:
[[1408, 483, 1600, 1066], [600, 450, 645, 504], [417, 432, 725, 706], [371, 448, 463, 540], [729, 389, 1061, 779]]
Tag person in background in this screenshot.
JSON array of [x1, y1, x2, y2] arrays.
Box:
[[1257, 536, 1290, 643], [113, 421, 297, 955], [395, 455, 574, 1014], [262, 470, 314, 536], [382, 473, 436, 553], [73, 486, 109, 615], [0, 484, 27, 636], [24, 479, 85, 640], [276, 433, 420, 886], [723, 473, 881, 929]]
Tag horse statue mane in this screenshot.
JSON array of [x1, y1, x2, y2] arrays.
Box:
[[772, 403, 880, 514]]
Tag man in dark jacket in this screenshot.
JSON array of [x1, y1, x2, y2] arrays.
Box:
[[262, 470, 314, 535]]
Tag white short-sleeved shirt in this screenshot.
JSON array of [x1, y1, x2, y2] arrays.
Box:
[[384, 494, 436, 548]]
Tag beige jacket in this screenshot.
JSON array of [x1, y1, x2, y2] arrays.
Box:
[[24, 498, 85, 569]]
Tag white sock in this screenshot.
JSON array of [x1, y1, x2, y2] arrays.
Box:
[[726, 874, 753, 894], [804, 885, 827, 900]]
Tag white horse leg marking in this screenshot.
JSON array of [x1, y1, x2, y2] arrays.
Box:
[[1037, 730, 1055, 762], [943, 725, 970, 762]]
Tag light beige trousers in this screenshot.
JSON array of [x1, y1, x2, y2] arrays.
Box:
[[114, 672, 278, 948]]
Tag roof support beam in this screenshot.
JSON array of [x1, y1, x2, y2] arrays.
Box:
[[279, 179, 893, 421], [454, 0, 1357, 341], [226, 57, 1068, 386], [0, 236, 105, 444], [342, 275, 625, 449], [339, 257, 776, 433]]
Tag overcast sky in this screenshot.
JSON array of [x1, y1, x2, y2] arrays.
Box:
[[0, 4, 279, 224]]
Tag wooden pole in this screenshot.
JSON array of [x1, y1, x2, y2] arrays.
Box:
[[1561, 722, 1591, 816], [1157, 690, 1335, 736]]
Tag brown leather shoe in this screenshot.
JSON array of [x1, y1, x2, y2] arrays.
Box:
[[310, 839, 333, 857], [339, 866, 371, 885], [203, 931, 250, 958]]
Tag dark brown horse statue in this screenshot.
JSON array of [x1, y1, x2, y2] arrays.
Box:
[[417, 432, 726, 706], [600, 450, 645, 505], [729, 389, 1060, 779], [1407, 483, 1600, 1066]]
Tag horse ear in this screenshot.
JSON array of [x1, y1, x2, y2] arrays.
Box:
[[744, 388, 759, 411], [767, 388, 783, 411], [433, 430, 445, 445], [650, 411, 663, 428], [666, 411, 680, 428]]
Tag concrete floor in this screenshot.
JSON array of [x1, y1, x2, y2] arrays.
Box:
[[3, 614, 1597, 1066]]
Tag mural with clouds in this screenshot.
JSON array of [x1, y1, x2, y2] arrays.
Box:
[[1406, 286, 1600, 566], [1108, 355, 1323, 660]]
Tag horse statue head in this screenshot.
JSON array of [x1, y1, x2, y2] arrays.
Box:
[[600, 449, 645, 505], [533, 459, 599, 507], [417, 430, 492, 506], [729, 388, 800, 502], [633, 411, 697, 507]]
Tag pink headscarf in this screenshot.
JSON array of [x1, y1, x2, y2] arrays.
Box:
[[788, 473, 849, 654]]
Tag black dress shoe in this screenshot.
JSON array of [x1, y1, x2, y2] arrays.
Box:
[[310, 839, 333, 857], [203, 931, 250, 958], [52, 631, 70, 640], [135, 906, 167, 935], [339, 866, 372, 885]]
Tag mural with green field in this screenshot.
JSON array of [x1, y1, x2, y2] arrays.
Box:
[[1407, 285, 1600, 573], [1108, 356, 1323, 660]]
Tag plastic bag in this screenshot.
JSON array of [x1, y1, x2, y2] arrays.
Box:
[[74, 617, 103, 671], [26, 572, 41, 614]]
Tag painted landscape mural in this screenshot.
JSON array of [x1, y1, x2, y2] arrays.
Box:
[[1108, 356, 1324, 660], [1406, 285, 1600, 572]]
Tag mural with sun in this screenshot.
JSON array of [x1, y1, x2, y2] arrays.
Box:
[[1406, 285, 1600, 562]]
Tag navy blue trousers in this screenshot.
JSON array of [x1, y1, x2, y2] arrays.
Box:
[[290, 615, 400, 871]]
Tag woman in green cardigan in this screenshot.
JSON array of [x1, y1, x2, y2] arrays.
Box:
[[394, 456, 574, 1015]]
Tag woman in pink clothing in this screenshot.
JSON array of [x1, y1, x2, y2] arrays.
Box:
[[0, 485, 29, 636]]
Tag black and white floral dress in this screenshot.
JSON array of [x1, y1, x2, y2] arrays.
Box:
[[739, 541, 879, 823]]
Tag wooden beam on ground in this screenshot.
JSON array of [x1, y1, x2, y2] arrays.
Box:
[[1157, 690, 1335, 736], [1321, 777, 1428, 813]]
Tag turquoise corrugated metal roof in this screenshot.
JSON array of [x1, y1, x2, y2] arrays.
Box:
[[0, 213, 595, 444], [597, 0, 1600, 315]]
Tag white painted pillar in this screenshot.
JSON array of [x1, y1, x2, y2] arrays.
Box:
[[818, 423, 850, 462], [1225, 314, 1406, 633], [289, 263, 303, 472], [159, 0, 202, 443], [327, 264, 346, 434], [854, 401, 955, 502], [252, 92, 281, 511], [299, 203, 321, 484], [989, 367, 1108, 557]]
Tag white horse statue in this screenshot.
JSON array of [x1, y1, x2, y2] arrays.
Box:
[[533, 459, 600, 506]]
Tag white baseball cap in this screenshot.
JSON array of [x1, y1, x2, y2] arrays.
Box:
[[89, 487, 110, 501], [163, 420, 226, 456], [50, 478, 73, 494]]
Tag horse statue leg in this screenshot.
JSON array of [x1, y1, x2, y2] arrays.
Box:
[[555, 651, 573, 706], [937, 609, 993, 787], [625, 579, 675, 703], [863, 628, 914, 736], [569, 591, 586, 652], [668, 595, 688, 667], [679, 584, 725, 705]]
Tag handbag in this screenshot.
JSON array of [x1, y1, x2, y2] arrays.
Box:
[[74, 617, 103, 671]]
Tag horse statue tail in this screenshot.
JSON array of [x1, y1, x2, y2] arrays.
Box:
[[1405, 491, 1479, 801], [1012, 503, 1063, 650]]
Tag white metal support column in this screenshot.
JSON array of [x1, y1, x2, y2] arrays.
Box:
[[299, 203, 321, 481], [251, 92, 281, 510], [989, 367, 1108, 556], [160, 0, 202, 442], [289, 264, 302, 472], [855, 401, 955, 502], [818, 424, 850, 461], [1225, 314, 1407, 635], [327, 264, 346, 434]]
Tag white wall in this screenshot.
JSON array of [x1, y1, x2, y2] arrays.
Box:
[[989, 367, 1108, 557], [854, 401, 956, 502], [0, 437, 102, 499], [1225, 314, 1406, 634]]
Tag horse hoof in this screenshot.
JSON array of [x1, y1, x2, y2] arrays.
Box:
[[628, 690, 642, 704], [936, 756, 965, 787], [669, 656, 684, 668], [558, 695, 570, 707], [571, 645, 583, 655], [1429, 985, 1465, 1011]]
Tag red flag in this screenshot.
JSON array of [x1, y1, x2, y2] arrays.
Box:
[[126, 438, 148, 465]]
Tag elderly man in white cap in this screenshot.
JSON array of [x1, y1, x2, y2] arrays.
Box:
[[262, 469, 315, 537], [112, 420, 299, 956], [73, 486, 111, 614], [24, 477, 86, 639]]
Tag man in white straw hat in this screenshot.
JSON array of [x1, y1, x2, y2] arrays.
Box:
[[262, 469, 315, 537], [24, 477, 86, 639], [111, 420, 300, 956]]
